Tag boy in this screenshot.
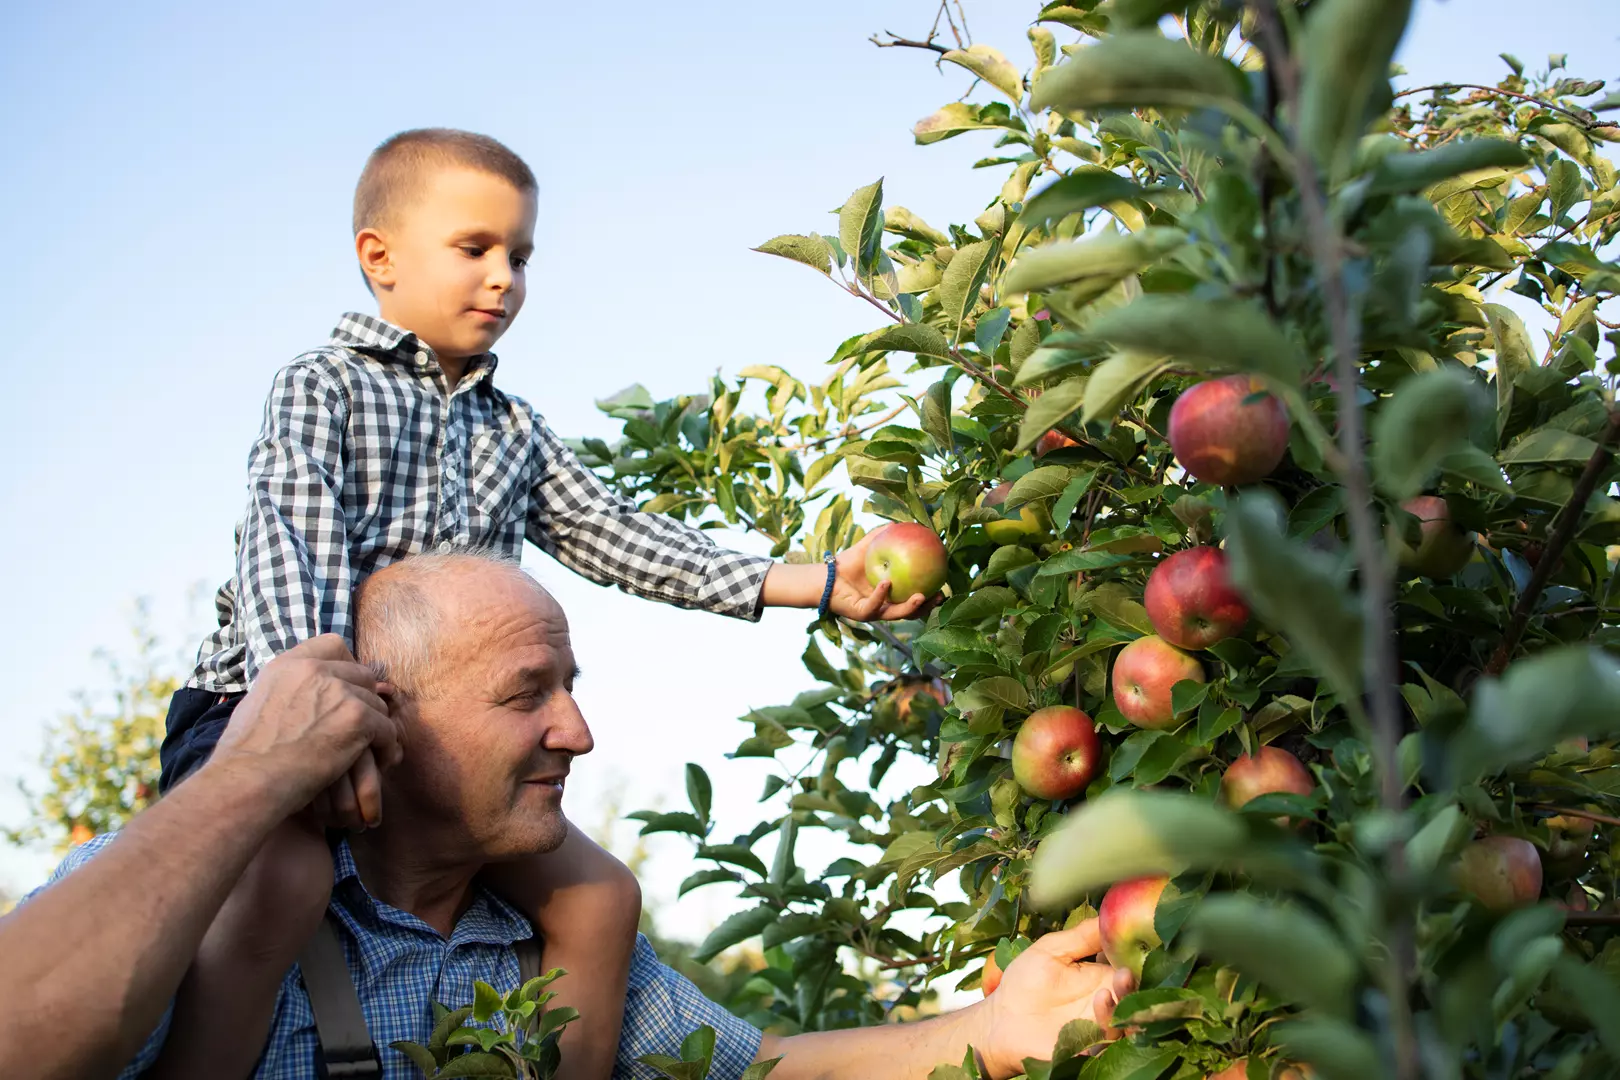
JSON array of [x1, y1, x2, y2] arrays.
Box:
[[153, 128, 933, 1079]]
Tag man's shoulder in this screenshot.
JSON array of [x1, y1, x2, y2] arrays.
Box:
[[15, 831, 121, 907]]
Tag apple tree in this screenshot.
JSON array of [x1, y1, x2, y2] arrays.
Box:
[[577, 1, 1620, 1076]]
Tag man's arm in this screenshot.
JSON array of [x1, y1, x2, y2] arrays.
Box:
[[0, 636, 402, 1080], [526, 418, 932, 621], [758, 921, 1133, 1080]]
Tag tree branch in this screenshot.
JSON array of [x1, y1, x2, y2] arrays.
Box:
[[1251, 6, 1418, 1080], [1395, 82, 1606, 131], [1484, 408, 1620, 676], [870, 31, 950, 55]]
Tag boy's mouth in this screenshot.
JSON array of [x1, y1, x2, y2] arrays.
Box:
[[470, 307, 507, 323]]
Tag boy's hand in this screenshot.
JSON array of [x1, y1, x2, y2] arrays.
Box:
[[828, 531, 939, 621], [309, 750, 385, 831]]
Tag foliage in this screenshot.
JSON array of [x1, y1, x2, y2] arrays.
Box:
[[576, 3, 1620, 1077], [390, 968, 579, 1079], [5, 601, 173, 851]]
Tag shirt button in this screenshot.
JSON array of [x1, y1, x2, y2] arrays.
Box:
[[437, 540, 452, 553], [416, 349, 429, 364]]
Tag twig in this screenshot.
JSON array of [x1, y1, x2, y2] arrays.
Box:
[[1528, 804, 1620, 829], [1395, 83, 1606, 131], [1564, 911, 1620, 926], [1251, 6, 1419, 1080], [870, 31, 949, 56], [1484, 409, 1620, 675], [785, 403, 908, 452]]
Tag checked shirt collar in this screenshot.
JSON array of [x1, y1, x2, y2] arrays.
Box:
[[329, 311, 501, 389]]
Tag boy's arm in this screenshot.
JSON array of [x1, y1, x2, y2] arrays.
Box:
[[526, 418, 933, 621], [480, 820, 640, 1080], [235, 359, 357, 683]]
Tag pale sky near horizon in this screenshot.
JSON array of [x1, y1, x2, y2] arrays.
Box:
[[2, 1, 1616, 944]]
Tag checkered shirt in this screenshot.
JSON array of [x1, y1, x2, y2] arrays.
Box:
[[38, 834, 764, 1080], [189, 312, 774, 692]]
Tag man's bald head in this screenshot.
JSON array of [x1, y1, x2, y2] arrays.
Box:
[[354, 550, 548, 699]]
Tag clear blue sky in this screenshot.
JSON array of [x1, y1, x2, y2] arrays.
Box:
[[2, 1, 1615, 929]]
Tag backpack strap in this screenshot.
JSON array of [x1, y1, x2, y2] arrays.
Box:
[[297, 913, 383, 1079], [516, 935, 544, 984]]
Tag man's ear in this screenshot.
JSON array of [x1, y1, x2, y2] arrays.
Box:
[[356, 227, 395, 292]]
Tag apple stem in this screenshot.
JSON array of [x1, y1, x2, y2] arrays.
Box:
[[1484, 409, 1620, 676], [1251, 6, 1420, 1079]]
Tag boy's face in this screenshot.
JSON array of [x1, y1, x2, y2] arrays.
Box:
[[358, 165, 537, 360]]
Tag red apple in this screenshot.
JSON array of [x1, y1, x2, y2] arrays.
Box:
[[1099, 875, 1169, 977], [1392, 496, 1474, 579], [864, 522, 948, 599], [1222, 746, 1315, 826], [1036, 430, 1080, 457], [980, 951, 1003, 997], [1012, 706, 1102, 801], [1143, 547, 1250, 650], [981, 482, 1045, 545], [1168, 375, 1290, 486], [1112, 635, 1205, 729], [1454, 835, 1543, 911]]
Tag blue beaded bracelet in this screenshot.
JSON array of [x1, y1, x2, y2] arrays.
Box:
[[816, 550, 838, 619]]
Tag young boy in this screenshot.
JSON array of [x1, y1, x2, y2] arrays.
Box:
[[153, 128, 933, 1079]]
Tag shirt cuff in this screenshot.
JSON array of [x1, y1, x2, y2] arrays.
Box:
[[698, 552, 775, 623]]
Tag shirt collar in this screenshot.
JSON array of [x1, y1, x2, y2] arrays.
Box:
[[330, 312, 500, 384], [329, 838, 533, 949]]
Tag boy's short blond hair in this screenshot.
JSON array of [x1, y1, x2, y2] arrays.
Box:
[[352, 128, 537, 235]]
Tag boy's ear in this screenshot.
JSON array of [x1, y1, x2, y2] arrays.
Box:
[[355, 227, 395, 291]]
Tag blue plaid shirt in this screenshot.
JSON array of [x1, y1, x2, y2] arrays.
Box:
[[37, 834, 763, 1080]]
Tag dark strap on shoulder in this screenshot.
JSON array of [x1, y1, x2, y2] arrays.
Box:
[[516, 935, 544, 984], [297, 913, 382, 1079]]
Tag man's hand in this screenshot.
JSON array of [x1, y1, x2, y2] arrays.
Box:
[[213, 635, 403, 814], [978, 919, 1136, 1079], [827, 531, 939, 622]]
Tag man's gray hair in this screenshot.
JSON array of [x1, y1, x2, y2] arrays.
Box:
[[354, 548, 535, 698]]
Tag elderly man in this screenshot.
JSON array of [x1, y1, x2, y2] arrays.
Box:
[[5, 552, 1131, 1080]]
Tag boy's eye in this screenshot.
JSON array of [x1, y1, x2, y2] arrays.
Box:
[[460, 245, 486, 258], [511, 255, 528, 270]]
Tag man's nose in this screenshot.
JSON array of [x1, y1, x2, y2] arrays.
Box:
[[542, 692, 594, 756]]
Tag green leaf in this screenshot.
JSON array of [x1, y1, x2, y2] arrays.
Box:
[[939, 240, 998, 343], [430, 1006, 474, 1054], [636, 1054, 708, 1080], [1484, 303, 1535, 418], [913, 102, 1023, 145], [1370, 368, 1490, 499], [769, 813, 798, 887], [696, 843, 769, 878], [680, 1024, 718, 1067], [1547, 158, 1586, 223], [678, 868, 742, 897], [1110, 986, 1206, 1025], [1016, 378, 1089, 452], [1004, 228, 1187, 293], [472, 980, 502, 1024], [1450, 645, 1620, 782], [1499, 427, 1601, 465], [692, 905, 778, 964], [752, 234, 831, 275], [922, 378, 954, 453], [1223, 491, 1363, 703], [1273, 1017, 1384, 1080], [1084, 296, 1306, 386], [1028, 789, 1248, 908], [943, 44, 1025, 103], [685, 763, 712, 824], [1015, 344, 1100, 387], [1185, 895, 1357, 1015], [976, 307, 1014, 357], [954, 675, 1031, 712], [1050, 471, 1097, 535], [1030, 31, 1246, 113], [1069, 1034, 1178, 1079], [1440, 444, 1512, 494], [434, 1051, 518, 1079], [1366, 139, 1530, 195], [858, 323, 954, 359], [1082, 351, 1169, 426], [1007, 465, 1074, 508], [389, 1041, 442, 1076], [1296, 0, 1414, 175], [947, 586, 1021, 625], [839, 180, 885, 280], [741, 1058, 786, 1080], [633, 811, 707, 838], [1020, 169, 1145, 229]]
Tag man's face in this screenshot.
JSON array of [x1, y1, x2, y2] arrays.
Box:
[[363, 165, 537, 359], [387, 568, 593, 859]]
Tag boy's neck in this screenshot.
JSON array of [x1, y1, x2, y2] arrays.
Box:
[[374, 308, 471, 388]]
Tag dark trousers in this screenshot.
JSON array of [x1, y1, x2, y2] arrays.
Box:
[[158, 687, 246, 792]]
